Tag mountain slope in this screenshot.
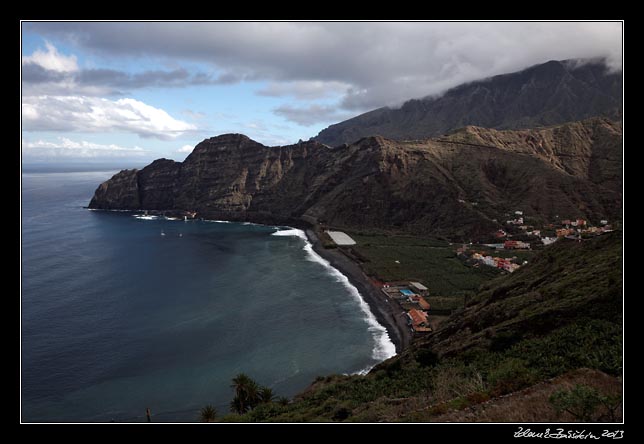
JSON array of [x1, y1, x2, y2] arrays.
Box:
[[228, 231, 622, 422], [314, 59, 622, 147], [89, 118, 622, 241]]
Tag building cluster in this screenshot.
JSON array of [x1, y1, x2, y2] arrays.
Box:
[[555, 219, 612, 238], [470, 252, 521, 273], [380, 282, 432, 334], [497, 210, 613, 246], [503, 240, 530, 249]]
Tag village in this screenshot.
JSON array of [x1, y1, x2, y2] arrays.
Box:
[[456, 210, 614, 274], [321, 210, 615, 338]]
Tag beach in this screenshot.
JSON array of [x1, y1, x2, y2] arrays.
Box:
[[305, 229, 412, 353]]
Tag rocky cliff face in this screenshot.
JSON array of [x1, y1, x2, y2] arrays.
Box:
[[89, 118, 622, 240], [314, 59, 622, 147]]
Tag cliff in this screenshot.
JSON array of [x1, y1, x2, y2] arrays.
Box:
[[314, 59, 622, 147], [89, 118, 622, 241]]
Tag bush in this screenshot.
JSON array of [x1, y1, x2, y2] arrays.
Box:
[[331, 404, 353, 421], [489, 331, 522, 352], [199, 404, 217, 422], [488, 358, 537, 396], [549, 385, 601, 422], [416, 349, 440, 368], [549, 384, 622, 422]]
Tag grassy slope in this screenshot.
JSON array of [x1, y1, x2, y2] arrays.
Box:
[[223, 231, 622, 422]]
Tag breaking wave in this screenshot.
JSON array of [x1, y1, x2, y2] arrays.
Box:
[[271, 228, 396, 370]]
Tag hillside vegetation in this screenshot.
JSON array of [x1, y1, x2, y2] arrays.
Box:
[[220, 231, 622, 422]]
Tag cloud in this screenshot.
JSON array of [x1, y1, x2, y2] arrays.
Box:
[[274, 104, 355, 127], [22, 96, 196, 140], [176, 144, 194, 153], [22, 41, 78, 72], [21, 42, 246, 97], [26, 22, 623, 112], [257, 80, 350, 100], [22, 137, 149, 158]]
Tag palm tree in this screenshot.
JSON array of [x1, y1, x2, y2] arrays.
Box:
[[258, 386, 276, 404], [199, 405, 217, 422], [230, 373, 260, 414]]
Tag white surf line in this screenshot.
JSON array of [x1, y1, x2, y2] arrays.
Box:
[[271, 228, 396, 373]]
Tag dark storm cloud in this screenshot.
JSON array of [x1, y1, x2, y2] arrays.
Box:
[[22, 63, 238, 95], [22, 62, 67, 83], [25, 21, 622, 116]]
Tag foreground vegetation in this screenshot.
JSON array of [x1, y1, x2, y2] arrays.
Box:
[[212, 231, 621, 422]]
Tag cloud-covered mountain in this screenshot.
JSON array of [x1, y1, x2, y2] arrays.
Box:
[[313, 59, 622, 147]]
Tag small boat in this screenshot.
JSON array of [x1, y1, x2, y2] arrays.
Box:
[[161, 230, 166, 236]]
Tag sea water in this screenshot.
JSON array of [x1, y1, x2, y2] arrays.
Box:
[[21, 169, 394, 422]]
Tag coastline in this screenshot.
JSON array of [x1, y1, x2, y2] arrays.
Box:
[[93, 207, 412, 355], [304, 229, 412, 354]]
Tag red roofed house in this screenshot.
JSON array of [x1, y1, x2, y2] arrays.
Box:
[[504, 240, 517, 249], [407, 309, 431, 332], [496, 258, 510, 270]]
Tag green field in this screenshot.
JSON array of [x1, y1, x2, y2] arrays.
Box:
[[348, 233, 500, 306]]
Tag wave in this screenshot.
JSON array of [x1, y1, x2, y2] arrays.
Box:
[[133, 215, 159, 220], [271, 228, 308, 239], [271, 228, 396, 369], [204, 219, 232, 224]]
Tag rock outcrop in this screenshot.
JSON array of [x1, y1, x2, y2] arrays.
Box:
[[89, 118, 622, 240]]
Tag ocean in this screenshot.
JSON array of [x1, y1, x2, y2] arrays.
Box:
[[21, 169, 395, 422]]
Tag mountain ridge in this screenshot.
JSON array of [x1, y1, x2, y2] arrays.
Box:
[[89, 117, 622, 241], [313, 59, 622, 147]]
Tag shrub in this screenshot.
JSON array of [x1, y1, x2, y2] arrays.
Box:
[[549, 384, 602, 422], [331, 404, 353, 421], [416, 349, 440, 368], [199, 404, 217, 422], [489, 331, 523, 352], [549, 384, 622, 422], [488, 358, 537, 396]]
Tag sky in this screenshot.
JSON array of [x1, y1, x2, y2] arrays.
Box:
[[21, 21, 622, 164]]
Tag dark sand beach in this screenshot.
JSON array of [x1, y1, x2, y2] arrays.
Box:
[[305, 229, 412, 353]]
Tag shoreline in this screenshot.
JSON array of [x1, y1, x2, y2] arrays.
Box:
[[304, 229, 412, 354]]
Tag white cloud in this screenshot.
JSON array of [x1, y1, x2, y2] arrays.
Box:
[[22, 41, 78, 72], [22, 137, 148, 158], [21, 95, 197, 140], [28, 22, 623, 111], [176, 144, 194, 153], [257, 80, 350, 100], [274, 104, 356, 126]]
